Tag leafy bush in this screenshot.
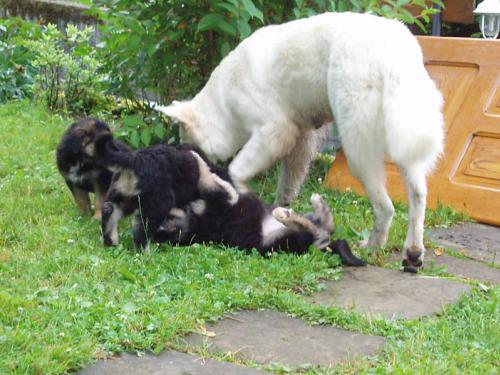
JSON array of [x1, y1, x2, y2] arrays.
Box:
[[0, 17, 40, 103], [92, 0, 442, 104], [111, 100, 177, 148], [25, 23, 108, 114]]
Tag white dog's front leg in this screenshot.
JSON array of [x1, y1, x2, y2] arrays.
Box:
[[229, 123, 300, 194]]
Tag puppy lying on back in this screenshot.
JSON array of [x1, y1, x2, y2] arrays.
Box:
[[94, 133, 223, 249], [56, 118, 130, 220], [158, 152, 365, 266]]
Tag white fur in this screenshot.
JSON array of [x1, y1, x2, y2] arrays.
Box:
[[156, 12, 444, 260], [261, 213, 288, 247], [105, 204, 123, 246]]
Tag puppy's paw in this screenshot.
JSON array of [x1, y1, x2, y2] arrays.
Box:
[[191, 151, 217, 189], [94, 210, 102, 221], [272, 207, 292, 221], [313, 230, 330, 249], [162, 208, 189, 232], [310, 193, 334, 232], [212, 174, 239, 205], [310, 193, 323, 207], [190, 199, 206, 215], [169, 208, 187, 219]]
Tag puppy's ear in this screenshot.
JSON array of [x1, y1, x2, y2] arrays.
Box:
[[155, 101, 197, 133]]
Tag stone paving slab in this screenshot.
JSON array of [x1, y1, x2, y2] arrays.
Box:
[[307, 266, 470, 320], [426, 223, 500, 265], [388, 251, 500, 284], [77, 350, 269, 375], [184, 310, 385, 368]]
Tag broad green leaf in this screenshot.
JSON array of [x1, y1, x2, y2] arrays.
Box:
[[122, 115, 143, 128], [130, 130, 140, 148], [214, 2, 239, 16], [141, 127, 151, 146], [198, 13, 227, 32], [294, 0, 304, 7], [397, 0, 411, 6], [241, 0, 264, 22], [153, 123, 166, 139], [220, 41, 231, 57], [217, 20, 237, 37], [237, 19, 252, 38]]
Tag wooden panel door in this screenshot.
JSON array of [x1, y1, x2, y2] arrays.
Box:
[[326, 36, 500, 225]]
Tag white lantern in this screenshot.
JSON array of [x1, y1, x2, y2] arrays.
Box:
[[474, 0, 500, 39]]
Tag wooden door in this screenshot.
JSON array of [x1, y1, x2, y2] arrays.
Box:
[[326, 36, 500, 225]]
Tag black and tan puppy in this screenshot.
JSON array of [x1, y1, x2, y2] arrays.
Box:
[[56, 118, 131, 220], [94, 133, 220, 249], [158, 152, 366, 266]]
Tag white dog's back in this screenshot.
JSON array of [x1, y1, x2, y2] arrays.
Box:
[[168, 13, 442, 165]]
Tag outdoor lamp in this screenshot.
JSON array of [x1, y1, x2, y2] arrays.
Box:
[[474, 0, 500, 39]]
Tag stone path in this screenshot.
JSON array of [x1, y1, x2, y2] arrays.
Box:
[[307, 266, 470, 319], [183, 310, 385, 368], [79, 223, 498, 373], [427, 223, 500, 264], [78, 350, 269, 375]]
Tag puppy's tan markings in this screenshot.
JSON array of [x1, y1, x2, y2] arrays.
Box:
[[114, 169, 139, 196]]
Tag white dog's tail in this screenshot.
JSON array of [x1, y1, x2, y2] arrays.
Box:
[[383, 71, 445, 174]]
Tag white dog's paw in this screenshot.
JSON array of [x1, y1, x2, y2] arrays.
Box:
[[402, 245, 425, 273]]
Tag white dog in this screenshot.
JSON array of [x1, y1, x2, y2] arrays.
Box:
[[156, 12, 444, 270]]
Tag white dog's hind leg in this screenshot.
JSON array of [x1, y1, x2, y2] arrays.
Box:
[[276, 127, 324, 206], [229, 122, 300, 194], [400, 164, 428, 270], [344, 148, 395, 248]]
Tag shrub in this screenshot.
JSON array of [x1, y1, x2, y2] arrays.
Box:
[[25, 23, 108, 114], [92, 0, 442, 104], [0, 17, 40, 103], [90, 0, 442, 148], [111, 100, 177, 148]]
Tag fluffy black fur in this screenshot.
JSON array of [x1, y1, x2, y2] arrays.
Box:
[[159, 191, 314, 254], [158, 152, 366, 266], [56, 118, 130, 219], [94, 133, 227, 249]]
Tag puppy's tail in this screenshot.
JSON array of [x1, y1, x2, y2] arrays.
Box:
[[327, 240, 366, 267], [94, 133, 133, 169]]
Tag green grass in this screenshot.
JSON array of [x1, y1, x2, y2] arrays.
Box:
[[0, 100, 498, 374]]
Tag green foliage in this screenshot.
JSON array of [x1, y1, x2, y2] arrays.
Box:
[[25, 23, 108, 114], [92, 0, 442, 103], [0, 17, 41, 103], [112, 100, 178, 148]]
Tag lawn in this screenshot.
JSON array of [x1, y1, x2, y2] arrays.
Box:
[[0, 100, 498, 374]]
